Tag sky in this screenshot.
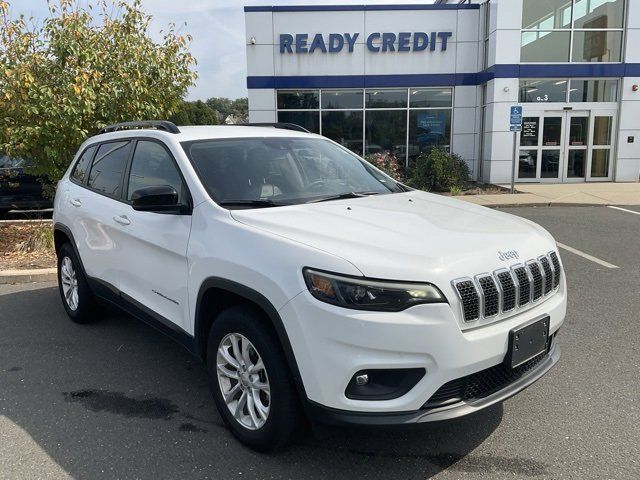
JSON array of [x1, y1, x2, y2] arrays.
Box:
[[12, 0, 437, 100]]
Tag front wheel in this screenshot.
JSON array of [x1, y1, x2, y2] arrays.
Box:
[[207, 305, 301, 451]]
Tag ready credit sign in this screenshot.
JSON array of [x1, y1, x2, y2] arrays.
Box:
[[510, 106, 523, 132]]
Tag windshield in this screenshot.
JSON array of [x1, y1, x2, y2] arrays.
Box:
[[181, 137, 404, 208]]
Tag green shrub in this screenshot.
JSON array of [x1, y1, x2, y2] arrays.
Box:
[[364, 152, 406, 182], [408, 148, 470, 192]]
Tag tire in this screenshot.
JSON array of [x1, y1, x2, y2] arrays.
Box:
[[57, 243, 98, 323], [207, 305, 302, 451]]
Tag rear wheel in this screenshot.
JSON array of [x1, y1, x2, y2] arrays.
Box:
[[207, 305, 301, 451], [57, 243, 98, 323]]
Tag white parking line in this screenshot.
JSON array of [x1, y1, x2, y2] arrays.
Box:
[[556, 242, 619, 269], [608, 206, 640, 216]]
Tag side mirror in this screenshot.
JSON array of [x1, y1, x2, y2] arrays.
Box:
[[131, 185, 188, 213]]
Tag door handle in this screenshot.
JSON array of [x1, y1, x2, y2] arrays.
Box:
[[70, 198, 82, 207], [113, 215, 131, 226]]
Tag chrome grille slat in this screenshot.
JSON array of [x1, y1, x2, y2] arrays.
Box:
[[539, 256, 553, 295], [495, 269, 516, 312], [512, 265, 531, 307], [452, 251, 561, 323], [453, 279, 480, 322], [527, 260, 544, 301], [477, 274, 499, 317], [549, 252, 561, 288]]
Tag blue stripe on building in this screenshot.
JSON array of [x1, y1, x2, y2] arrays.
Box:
[[244, 4, 480, 12], [247, 64, 640, 89]]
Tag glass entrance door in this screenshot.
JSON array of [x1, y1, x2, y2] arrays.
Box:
[[517, 110, 616, 182]]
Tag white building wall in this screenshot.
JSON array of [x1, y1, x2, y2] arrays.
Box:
[[615, 0, 640, 181], [482, 0, 522, 184]]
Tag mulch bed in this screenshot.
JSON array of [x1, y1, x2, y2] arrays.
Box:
[[0, 223, 56, 270], [440, 183, 516, 196]]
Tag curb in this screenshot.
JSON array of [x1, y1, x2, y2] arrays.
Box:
[[0, 268, 57, 284]]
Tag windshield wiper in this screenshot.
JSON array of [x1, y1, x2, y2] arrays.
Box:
[[306, 191, 383, 203], [217, 199, 287, 208]]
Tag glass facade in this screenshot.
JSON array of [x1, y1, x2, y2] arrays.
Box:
[[521, 0, 625, 63], [519, 79, 618, 103], [276, 88, 453, 165]]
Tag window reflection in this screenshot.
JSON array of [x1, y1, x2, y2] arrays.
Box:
[[519, 149, 538, 178], [365, 89, 407, 108], [521, 31, 571, 62], [591, 149, 610, 177], [408, 110, 452, 163], [322, 111, 363, 155], [593, 116, 612, 145], [277, 111, 320, 133], [365, 110, 407, 157], [573, 0, 625, 29], [520, 80, 568, 102], [277, 90, 319, 109], [522, 0, 572, 29], [569, 80, 618, 102], [572, 31, 622, 62], [543, 118, 562, 146]]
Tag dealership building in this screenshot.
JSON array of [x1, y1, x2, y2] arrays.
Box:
[[244, 0, 639, 184]]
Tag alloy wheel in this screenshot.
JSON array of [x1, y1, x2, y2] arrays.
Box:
[[60, 256, 79, 311], [216, 333, 271, 430]]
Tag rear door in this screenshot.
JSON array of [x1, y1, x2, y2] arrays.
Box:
[[115, 139, 192, 331], [71, 140, 133, 291]]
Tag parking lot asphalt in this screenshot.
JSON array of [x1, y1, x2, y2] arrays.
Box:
[[1, 205, 638, 480]]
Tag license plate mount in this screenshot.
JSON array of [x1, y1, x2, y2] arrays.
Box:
[[506, 317, 550, 369]]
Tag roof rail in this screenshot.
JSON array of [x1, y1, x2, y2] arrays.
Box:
[[98, 120, 180, 135], [238, 122, 310, 133]]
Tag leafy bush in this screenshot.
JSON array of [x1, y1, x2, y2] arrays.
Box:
[[364, 152, 406, 182], [408, 148, 470, 192]]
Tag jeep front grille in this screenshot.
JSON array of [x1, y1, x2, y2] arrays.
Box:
[[452, 251, 562, 323]]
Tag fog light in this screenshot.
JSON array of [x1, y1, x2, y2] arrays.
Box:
[[345, 368, 426, 400]]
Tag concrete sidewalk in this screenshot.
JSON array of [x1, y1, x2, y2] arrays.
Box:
[[454, 182, 640, 207]]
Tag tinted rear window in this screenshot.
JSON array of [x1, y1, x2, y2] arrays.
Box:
[[87, 141, 132, 197]]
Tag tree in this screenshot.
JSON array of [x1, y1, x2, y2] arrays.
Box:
[[169, 100, 217, 126], [0, 0, 197, 189], [206, 97, 248, 123]]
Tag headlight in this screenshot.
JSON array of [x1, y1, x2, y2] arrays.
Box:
[[303, 268, 446, 311]]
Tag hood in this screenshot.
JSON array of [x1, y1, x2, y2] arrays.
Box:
[[230, 191, 556, 282]]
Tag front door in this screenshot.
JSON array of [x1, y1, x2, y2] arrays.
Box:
[[517, 110, 616, 182], [115, 139, 192, 331]]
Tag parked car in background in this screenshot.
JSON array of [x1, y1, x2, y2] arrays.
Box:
[[0, 156, 52, 214]]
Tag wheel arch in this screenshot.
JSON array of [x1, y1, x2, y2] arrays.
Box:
[[195, 277, 307, 400], [53, 223, 88, 276]]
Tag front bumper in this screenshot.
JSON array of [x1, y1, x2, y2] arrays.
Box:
[[305, 342, 560, 425], [279, 279, 566, 417]]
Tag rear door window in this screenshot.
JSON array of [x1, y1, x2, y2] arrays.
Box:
[[87, 141, 132, 198]]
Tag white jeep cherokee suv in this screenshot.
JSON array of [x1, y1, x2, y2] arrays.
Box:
[[53, 121, 566, 451]]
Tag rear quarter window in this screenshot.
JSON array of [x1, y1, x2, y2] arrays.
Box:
[[71, 145, 97, 184]]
